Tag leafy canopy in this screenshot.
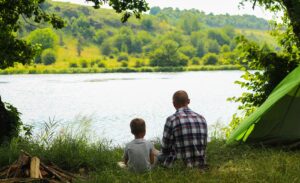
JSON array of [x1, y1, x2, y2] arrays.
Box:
[[0, 0, 149, 69]]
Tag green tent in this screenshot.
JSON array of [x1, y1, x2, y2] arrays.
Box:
[[227, 65, 300, 145]]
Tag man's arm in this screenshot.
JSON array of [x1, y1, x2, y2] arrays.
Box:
[[161, 117, 174, 154]]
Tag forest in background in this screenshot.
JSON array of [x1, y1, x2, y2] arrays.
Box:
[[1, 0, 278, 74]]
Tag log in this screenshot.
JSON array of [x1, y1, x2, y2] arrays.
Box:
[[30, 156, 42, 179]]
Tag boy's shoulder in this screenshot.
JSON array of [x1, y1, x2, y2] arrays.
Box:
[[125, 139, 153, 148]]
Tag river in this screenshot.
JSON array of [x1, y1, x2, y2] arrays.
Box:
[[0, 71, 244, 145]]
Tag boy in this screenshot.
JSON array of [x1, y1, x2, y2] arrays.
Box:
[[120, 118, 155, 173]]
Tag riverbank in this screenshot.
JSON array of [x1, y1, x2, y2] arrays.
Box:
[[1, 136, 300, 183], [0, 65, 242, 74]]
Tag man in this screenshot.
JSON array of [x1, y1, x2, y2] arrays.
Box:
[[159, 90, 208, 168]]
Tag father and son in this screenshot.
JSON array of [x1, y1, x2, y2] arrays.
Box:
[[120, 90, 208, 173]]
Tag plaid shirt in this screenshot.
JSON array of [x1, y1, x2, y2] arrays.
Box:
[[161, 106, 207, 167]]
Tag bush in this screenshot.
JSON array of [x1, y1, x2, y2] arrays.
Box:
[[79, 59, 88, 68], [41, 49, 57, 65], [121, 61, 128, 67], [97, 62, 106, 68], [0, 98, 22, 144], [191, 57, 200, 65], [134, 60, 145, 68], [203, 53, 218, 65], [117, 53, 129, 62], [69, 62, 78, 68]]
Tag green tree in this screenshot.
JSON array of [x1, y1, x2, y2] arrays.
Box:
[[0, 0, 64, 69], [27, 28, 58, 50], [0, 97, 22, 144], [241, 0, 300, 44], [150, 40, 188, 67], [141, 18, 154, 31], [42, 49, 57, 65], [149, 6, 161, 15], [179, 45, 196, 58], [93, 30, 108, 45], [203, 53, 219, 65], [206, 40, 221, 54], [207, 29, 230, 46], [101, 40, 114, 56]]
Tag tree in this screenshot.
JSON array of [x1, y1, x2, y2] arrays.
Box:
[[150, 40, 188, 67], [241, 0, 300, 45], [0, 0, 149, 70], [0, 0, 64, 69], [0, 97, 22, 144], [87, 0, 149, 23], [225, 0, 300, 135], [27, 28, 58, 50], [42, 49, 57, 65], [149, 6, 161, 15], [0, 0, 149, 142], [203, 53, 219, 65]]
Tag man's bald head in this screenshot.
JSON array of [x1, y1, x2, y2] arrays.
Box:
[[173, 90, 190, 109]]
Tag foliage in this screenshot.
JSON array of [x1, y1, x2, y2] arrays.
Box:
[[203, 53, 219, 65], [87, 0, 149, 23], [150, 40, 188, 67], [240, 0, 300, 45], [0, 1, 279, 72], [0, 98, 22, 144], [117, 52, 129, 62], [1, 127, 300, 183], [0, 0, 64, 69], [224, 0, 300, 135], [42, 49, 57, 65], [227, 36, 300, 134], [27, 28, 59, 51]]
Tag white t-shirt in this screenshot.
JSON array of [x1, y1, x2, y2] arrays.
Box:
[[124, 138, 153, 173]]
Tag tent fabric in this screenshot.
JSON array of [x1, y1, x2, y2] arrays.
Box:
[[227, 65, 300, 145]]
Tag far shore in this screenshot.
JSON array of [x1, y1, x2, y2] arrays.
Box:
[[0, 65, 244, 75]]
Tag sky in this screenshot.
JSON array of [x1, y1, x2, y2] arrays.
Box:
[[54, 0, 276, 20]]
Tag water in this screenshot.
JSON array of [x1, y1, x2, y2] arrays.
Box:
[[0, 71, 243, 145]]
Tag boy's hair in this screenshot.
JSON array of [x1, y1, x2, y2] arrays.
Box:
[[130, 118, 146, 135]]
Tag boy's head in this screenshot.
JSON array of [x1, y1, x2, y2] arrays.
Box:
[[130, 118, 146, 138]]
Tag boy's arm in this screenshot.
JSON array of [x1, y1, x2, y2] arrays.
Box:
[[150, 149, 155, 164]]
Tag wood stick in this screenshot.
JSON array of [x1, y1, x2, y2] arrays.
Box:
[[39, 163, 64, 182], [30, 157, 42, 179]]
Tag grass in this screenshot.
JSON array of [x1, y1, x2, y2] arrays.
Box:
[[1, 119, 300, 183]]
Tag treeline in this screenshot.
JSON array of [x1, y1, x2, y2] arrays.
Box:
[[11, 1, 274, 71], [150, 7, 270, 30]]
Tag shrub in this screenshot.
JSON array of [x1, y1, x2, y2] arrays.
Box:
[[79, 59, 88, 68], [117, 53, 129, 62], [41, 49, 57, 65], [134, 60, 145, 68], [69, 62, 78, 68], [203, 53, 218, 65], [97, 62, 106, 68], [191, 57, 200, 65], [0, 98, 22, 144], [121, 61, 128, 67]]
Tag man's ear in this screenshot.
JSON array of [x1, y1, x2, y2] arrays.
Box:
[[187, 99, 190, 105]]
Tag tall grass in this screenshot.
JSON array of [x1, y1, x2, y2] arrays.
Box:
[[1, 117, 300, 182]]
